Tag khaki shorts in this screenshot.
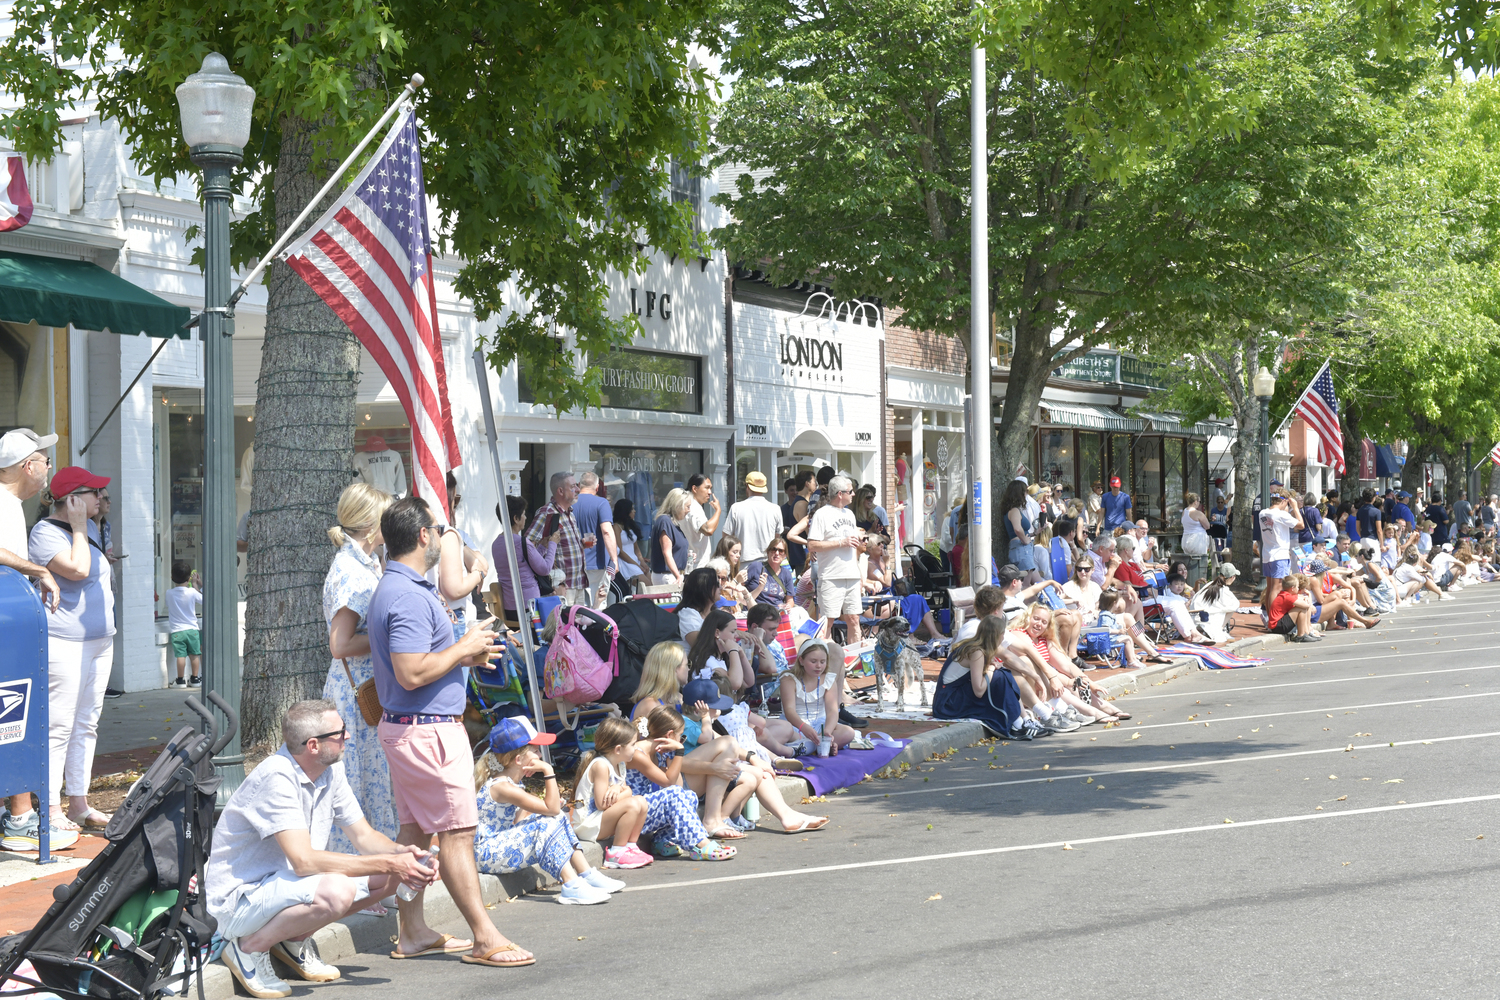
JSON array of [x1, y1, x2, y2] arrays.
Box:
[[378, 720, 479, 834], [817, 577, 863, 618]]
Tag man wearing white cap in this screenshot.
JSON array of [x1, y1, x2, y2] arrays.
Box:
[[723, 471, 784, 563], [0, 427, 72, 853]]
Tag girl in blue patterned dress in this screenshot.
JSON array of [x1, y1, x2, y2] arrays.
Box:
[[473, 718, 624, 904], [321, 484, 398, 856]]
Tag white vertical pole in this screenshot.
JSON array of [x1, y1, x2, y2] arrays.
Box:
[[969, 36, 992, 586]]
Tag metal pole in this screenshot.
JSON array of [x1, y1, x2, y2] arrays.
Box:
[[1260, 395, 1271, 514], [1466, 440, 1473, 502], [193, 145, 244, 798], [471, 349, 547, 741], [969, 35, 991, 588]]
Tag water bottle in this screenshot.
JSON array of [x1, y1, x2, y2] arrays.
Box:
[[396, 854, 434, 902]]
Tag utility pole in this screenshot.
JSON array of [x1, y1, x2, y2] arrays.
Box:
[[968, 32, 991, 587]]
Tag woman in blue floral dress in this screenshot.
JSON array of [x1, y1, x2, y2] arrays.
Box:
[[473, 718, 625, 904], [321, 483, 397, 854]]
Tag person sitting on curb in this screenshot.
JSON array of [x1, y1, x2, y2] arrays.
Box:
[[205, 699, 440, 999], [1266, 574, 1321, 643]]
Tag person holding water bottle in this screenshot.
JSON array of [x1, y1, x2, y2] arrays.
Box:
[[206, 699, 440, 999]]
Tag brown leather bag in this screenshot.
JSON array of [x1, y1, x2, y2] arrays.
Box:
[[342, 659, 383, 727]]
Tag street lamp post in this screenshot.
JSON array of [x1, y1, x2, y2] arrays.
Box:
[[1253, 367, 1276, 515], [177, 54, 255, 797]]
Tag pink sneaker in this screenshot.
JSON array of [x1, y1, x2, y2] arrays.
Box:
[[604, 846, 651, 869]]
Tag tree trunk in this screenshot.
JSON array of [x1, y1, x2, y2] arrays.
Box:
[[1489, 462, 1500, 499], [1399, 434, 1436, 496], [991, 311, 1053, 559], [239, 112, 363, 748], [1228, 394, 1260, 578]]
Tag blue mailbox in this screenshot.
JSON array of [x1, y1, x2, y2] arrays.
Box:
[[0, 566, 51, 862]]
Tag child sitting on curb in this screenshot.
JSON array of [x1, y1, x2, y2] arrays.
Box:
[[575, 717, 736, 864], [763, 639, 857, 757], [473, 718, 625, 904]]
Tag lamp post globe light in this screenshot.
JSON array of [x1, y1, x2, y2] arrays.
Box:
[[177, 53, 254, 797], [1253, 366, 1276, 517]]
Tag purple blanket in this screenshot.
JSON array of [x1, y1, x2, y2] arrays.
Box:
[[785, 740, 910, 795]]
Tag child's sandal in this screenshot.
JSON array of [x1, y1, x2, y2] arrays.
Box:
[[682, 840, 736, 861]]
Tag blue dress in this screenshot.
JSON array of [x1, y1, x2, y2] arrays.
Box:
[[321, 540, 399, 853], [932, 653, 1025, 738], [474, 776, 581, 879]]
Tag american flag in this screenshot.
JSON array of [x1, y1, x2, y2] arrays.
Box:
[[284, 110, 459, 518], [1294, 361, 1345, 475], [0, 157, 32, 232], [1488, 441, 1500, 467]]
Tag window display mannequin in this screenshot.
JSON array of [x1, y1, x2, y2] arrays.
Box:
[[351, 434, 407, 497]]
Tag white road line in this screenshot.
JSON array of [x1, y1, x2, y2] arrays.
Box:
[[1114, 690, 1500, 732], [624, 793, 1500, 893], [872, 730, 1500, 799], [1266, 627, 1500, 654], [1126, 662, 1500, 702]]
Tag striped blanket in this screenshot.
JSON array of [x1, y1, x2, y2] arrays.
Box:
[[1157, 643, 1271, 669]]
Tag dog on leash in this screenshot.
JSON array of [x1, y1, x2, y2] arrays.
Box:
[[872, 616, 927, 711]]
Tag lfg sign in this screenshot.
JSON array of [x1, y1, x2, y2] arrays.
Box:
[[629, 288, 673, 320]]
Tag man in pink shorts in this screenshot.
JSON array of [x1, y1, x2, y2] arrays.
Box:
[[369, 496, 534, 968]]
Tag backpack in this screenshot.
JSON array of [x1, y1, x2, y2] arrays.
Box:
[[603, 599, 682, 706], [542, 605, 618, 709]]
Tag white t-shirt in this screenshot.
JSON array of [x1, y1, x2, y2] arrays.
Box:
[[1392, 563, 1423, 585], [678, 605, 704, 642], [723, 496, 784, 563], [808, 504, 860, 581], [1259, 508, 1298, 562], [1063, 579, 1102, 624], [1429, 552, 1455, 579], [0, 488, 26, 559], [681, 499, 712, 569], [168, 585, 203, 633]]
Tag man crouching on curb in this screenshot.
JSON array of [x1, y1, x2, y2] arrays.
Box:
[[205, 699, 439, 998]]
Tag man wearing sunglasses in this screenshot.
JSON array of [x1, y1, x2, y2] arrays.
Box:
[[207, 699, 438, 998]]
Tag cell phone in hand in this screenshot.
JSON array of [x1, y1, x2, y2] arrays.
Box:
[[544, 512, 560, 537]]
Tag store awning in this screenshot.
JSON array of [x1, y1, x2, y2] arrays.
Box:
[[0, 250, 190, 339], [1131, 411, 1232, 437], [1036, 401, 1142, 432], [1375, 444, 1402, 478]]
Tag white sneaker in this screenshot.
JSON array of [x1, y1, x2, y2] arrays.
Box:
[[580, 868, 627, 893], [558, 879, 611, 905], [1440, 593, 1456, 601], [1045, 714, 1081, 733], [271, 937, 340, 982], [222, 940, 292, 999], [1069, 709, 1096, 726], [1, 810, 78, 853]]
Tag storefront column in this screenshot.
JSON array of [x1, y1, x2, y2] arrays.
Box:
[[499, 459, 528, 497], [909, 407, 925, 547], [571, 459, 597, 484]]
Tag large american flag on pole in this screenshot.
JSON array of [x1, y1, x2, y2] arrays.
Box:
[[1488, 441, 1500, 467], [1295, 361, 1345, 475], [283, 110, 460, 519]]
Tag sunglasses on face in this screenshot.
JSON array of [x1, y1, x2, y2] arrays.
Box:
[[304, 727, 348, 745]]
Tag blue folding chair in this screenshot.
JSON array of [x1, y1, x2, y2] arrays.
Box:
[[1049, 538, 1069, 583], [1081, 628, 1126, 667]]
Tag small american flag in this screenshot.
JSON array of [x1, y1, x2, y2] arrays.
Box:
[[283, 110, 459, 518], [1295, 361, 1345, 475]]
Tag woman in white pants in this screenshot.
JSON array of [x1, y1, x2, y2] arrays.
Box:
[[29, 466, 115, 832]]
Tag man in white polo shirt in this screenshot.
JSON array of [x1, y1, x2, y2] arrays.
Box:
[[723, 471, 785, 562], [808, 475, 865, 642], [0, 427, 67, 854]]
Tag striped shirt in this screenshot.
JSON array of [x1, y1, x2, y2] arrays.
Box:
[[527, 501, 585, 589]]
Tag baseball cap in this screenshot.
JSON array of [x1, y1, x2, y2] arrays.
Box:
[[486, 716, 556, 755], [1396, 490, 1411, 499], [1109, 476, 1122, 487], [681, 678, 733, 712], [0, 428, 57, 469], [745, 471, 769, 494], [1218, 562, 1241, 577], [49, 466, 110, 498], [1309, 560, 1332, 574]]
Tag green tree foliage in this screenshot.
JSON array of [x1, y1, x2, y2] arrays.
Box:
[[0, 0, 718, 411]]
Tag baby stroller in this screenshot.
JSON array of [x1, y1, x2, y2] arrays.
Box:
[[0, 691, 236, 1000]]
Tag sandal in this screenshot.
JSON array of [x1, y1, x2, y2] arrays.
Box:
[[49, 813, 81, 832], [705, 826, 747, 840], [779, 815, 830, 833], [681, 840, 737, 861], [459, 943, 535, 968], [67, 808, 111, 830], [391, 933, 473, 959], [1145, 654, 1172, 664]]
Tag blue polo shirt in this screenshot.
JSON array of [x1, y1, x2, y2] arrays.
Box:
[[1100, 491, 1132, 530], [369, 561, 462, 715], [1393, 502, 1415, 528], [572, 492, 613, 570]]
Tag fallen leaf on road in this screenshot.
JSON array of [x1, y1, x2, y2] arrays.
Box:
[[1329, 775, 1338, 779], [1097, 786, 1106, 790], [1252, 728, 1260, 733], [926, 824, 933, 830], [1062, 844, 1074, 850], [1223, 818, 1234, 824], [1343, 862, 1351, 866], [925, 894, 942, 901], [1316, 806, 1323, 810], [1337, 795, 1347, 801], [1384, 779, 1403, 784], [576, 936, 586, 941], [1131, 732, 1141, 740], [1086, 777, 1094, 783], [1043, 764, 1050, 770], [1478, 835, 1486, 841], [1345, 745, 1354, 752]]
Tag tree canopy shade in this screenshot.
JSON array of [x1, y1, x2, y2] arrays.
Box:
[[0, 0, 718, 412]]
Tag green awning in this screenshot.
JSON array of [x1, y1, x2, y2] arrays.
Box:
[[0, 250, 191, 339]]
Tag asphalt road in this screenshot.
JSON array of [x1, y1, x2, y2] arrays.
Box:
[[285, 588, 1500, 999]]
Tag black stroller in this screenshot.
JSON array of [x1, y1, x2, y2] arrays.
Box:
[[0, 691, 236, 1000]]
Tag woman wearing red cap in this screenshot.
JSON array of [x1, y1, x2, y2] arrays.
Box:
[[28, 466, 116, 831]]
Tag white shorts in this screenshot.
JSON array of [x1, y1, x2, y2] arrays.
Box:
[[817, 578, 862, 618], [217, 871, 371, 941]]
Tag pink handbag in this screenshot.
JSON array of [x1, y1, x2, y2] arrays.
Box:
[[542, 604, 618, 708]]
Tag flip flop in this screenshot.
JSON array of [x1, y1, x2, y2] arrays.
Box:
[[459, 943, 535, 968], [780, 815, 829, 833], [390, 933, 473, 959], [706, 827, 747, 840]]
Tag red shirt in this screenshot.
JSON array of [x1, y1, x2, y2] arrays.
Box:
[[1114, 560, 1147, 588], [1267, 589, 1302, 627]]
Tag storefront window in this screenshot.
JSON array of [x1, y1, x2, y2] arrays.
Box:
[[735, 448, 757, 502], [1038, 428, 1074, 498], [1186, 440, 1207, 503], [591, 445, 705, 539], [1134, 436, 1162, 529], [1078, 432, 1103, 498], [1162, 437, 1184, 531]]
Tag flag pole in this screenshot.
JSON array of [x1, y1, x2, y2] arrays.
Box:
[[1270, 356, 1332, 440], [227, 74, 425, 308], [1470, 445, 1499, 475]]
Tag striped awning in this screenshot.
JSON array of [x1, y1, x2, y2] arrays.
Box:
[[1035, 401, 1142, 432]]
